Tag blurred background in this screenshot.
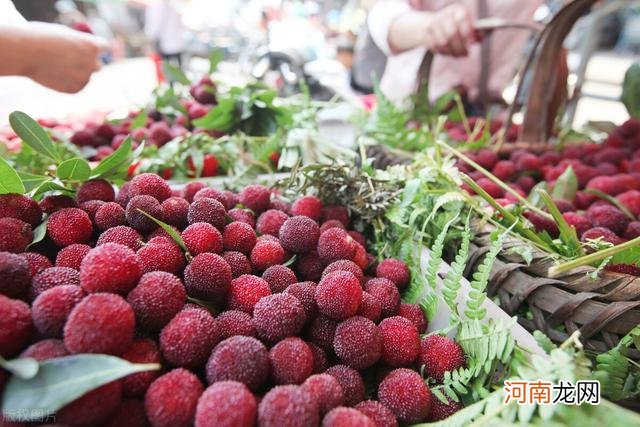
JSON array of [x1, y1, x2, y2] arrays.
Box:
[[1, 0, 639, 127]]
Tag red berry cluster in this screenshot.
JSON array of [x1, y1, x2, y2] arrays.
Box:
[[0, 173, 467, 426], [461, 119, 640, 258]]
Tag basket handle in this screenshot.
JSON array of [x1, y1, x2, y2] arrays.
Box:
[[416, 18, 542, 114], [518, 0, 598, 143]]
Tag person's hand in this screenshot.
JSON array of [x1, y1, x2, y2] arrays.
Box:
[[23, 23, 109, 93], [422, 4, 477, 57]]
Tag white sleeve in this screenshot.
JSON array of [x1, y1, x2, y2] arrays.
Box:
[[367, 0, 411, 55], [0, 0, 27, 25]]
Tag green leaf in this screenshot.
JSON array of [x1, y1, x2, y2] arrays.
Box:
[[31, 180, 73, 200], [192, 98, 236, 131], [28, 219, 48, 249], [209, 49, 224, 74], [527, 181, 549, 209], [0, 156, 25, 194], [8, 111, 60, 162], [18, 172, 49, 192], [551, 166, 578, 202], [56, 158, 91, 181], [283, 255, 297, 267], [0, 356, 39, 380], [400, 179, 420, 208], [136, 209, 190, 255], [538, 189, 583, 257], [91, 137, 132, 179], [162, 62, 190, 85], [622, 63, 640, 118], [130, 109, 148, 130], [1, 354, 160, 422]]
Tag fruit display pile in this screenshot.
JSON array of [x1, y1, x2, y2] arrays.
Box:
[[458, 118, 640, 263], [0, 171, 469, 426]]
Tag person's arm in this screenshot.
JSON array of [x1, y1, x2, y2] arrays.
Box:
[[381, 3, 476, 57], [0, 22, 108, 93]]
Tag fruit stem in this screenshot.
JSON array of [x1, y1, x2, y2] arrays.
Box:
[[549, 235, 640, 276], [438, 140, 551, 219]]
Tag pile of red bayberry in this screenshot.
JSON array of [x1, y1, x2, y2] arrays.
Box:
[[460, 118, 640, 267], [0, 173, 467, 427]]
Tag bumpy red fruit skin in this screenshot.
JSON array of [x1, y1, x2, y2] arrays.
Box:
[[20, 338, 68, 361], [419, 335, 466, 382], [253, 293, 306, 343], [617, 190, 640, 218], [364, 278, 400, 318], [187, 197, 226, 230], [48, 208, 93, 247], [145, 369, 203, 427], [325, 365, 365, 407], [586, 205, 630, 236], [160, 308, 219, 368], [214, 310, 256, 339], [308, 315, 338, 350], [183, 253, 232, 302], [181, 182, 207, 203], [105, 399, 150, 427], [258, 385, 320, 427], [32, 285, 85, 338], [31, 266, 80, 299], [322, 260, 364, 285], [624, 221, 640, 239], [491, 160, 516, 181], [222, 251, 252, 278], [54, 244, 89, 271], [128, 173, 172, 202], [0, 193, 42, 227], [263, 264, 297, 293], [355, 401, 399, 427], [250, 239, 286, 271], [137, 241, 185, 275], [323, 407, 375, 427], [375, 258, 410, 289], [356, 292, 382, 322], [320, 220, 345, 234], [309, 342, 329, 373], [257, 209, 289, 236], [121, 339, 161, 397], [562, 212, 593, 238], [228, 208, 256, 228], [318, 228, 356, 263], [223, 221, 257, 255], [18, 252, 52, 278], [97, 225, 144, 250], [239, 184, 271, 213], [302, 374, 344, 415], [397, 303, 428, 334], [0, 252, 30, 298], [228, 274, 271, 313], [80, 243, 141, 294], [0, 217, 32, 253], [429, 395, 463, 421], [321, 205, 350, 227], [581, 227, 623, 245], [285, 281, 318, 321], [291, 196, 323, 221], [378, 368, 432, 424], [160, 197, 189, 229], [316, 271, 362, 320], [379, 316, 420, 367], [181, 222, 222, 255], [57, 381, 122, 427], [476, 178, 504, 198], [77, 179, 116, 204], [195, 381, 257, 427], [296, 251, 325, 282], [126, 195, 164, 232], [193, 187, 224, 203], [127, 271, 186, 331], [0, 295, 33, 357], [64, 293, 134, 355], [270, 337, 314, 385], [80, 199, 105, 223], [333, 316, 382, 369], [206, 336, 270, 391], [279, 216, 321, 254]]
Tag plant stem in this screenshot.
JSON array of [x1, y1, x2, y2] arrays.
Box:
[[549, 235, 640, 276]]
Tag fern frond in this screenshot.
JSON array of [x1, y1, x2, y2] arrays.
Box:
[[442, 217, 471, 318]]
